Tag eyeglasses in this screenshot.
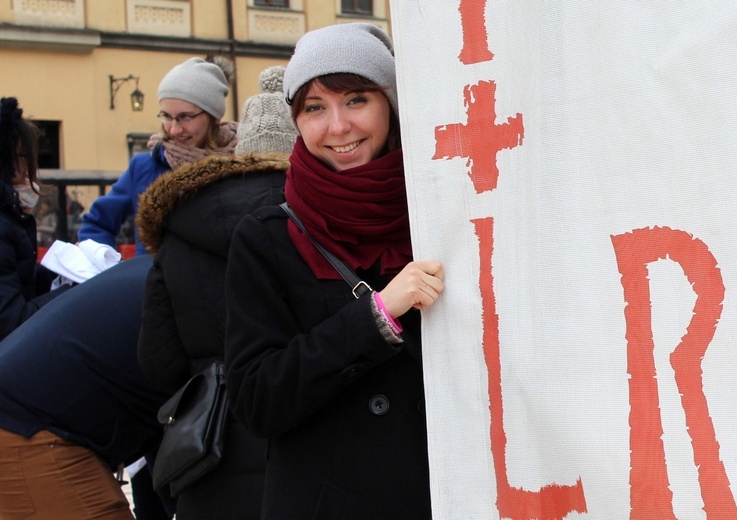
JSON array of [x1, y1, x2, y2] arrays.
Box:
[[157, 110, 207, 125]]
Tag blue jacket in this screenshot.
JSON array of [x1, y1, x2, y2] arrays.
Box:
[[0, 255, 170, 468], [78, 144, 170, 256]]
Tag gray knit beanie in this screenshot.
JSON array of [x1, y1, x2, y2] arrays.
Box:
[[235, 65, 297, 155], [157, 57, 230, 119], [283, 23, 398, 115]]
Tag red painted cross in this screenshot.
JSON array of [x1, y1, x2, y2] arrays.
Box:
[[433, 80, 524, 193]]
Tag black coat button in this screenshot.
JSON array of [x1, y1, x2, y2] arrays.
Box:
[[369, 394, 390, 415]]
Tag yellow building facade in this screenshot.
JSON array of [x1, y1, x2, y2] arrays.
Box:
[[0, 0, 391, 241]]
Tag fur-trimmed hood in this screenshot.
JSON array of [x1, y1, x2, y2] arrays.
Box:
[[136, 151, 290, 255]]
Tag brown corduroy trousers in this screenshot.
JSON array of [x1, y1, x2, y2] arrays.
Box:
[[0, 428, 133, 519]]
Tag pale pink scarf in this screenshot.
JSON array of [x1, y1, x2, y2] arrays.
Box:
[[147, 120, 239, 170]]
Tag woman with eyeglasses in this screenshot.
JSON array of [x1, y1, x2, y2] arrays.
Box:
[[0, 97, 72, 342], [135, 65, 297, 520], [77, 56, 238, 520], [77, 56, 239, 256]]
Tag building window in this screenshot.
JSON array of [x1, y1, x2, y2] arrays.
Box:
[[127, 133, 151, 159], [254, 0, 289, 7], [34, 121, 61, 169], [342, 0, 372, 15]]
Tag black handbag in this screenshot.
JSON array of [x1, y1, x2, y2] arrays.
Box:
[[151, 361, 228, 497]]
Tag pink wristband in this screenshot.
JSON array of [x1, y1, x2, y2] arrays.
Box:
[[374, 292, 403, 335]]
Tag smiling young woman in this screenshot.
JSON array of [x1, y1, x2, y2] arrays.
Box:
[[224, 23, 444, 520], [156, 99, 211, 149], [77, 56, 238, 257], [290, 73, 401, 171], [294, 84, 390, 171]]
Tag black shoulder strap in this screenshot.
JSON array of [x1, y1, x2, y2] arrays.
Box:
[[280, 202, 372, 298]]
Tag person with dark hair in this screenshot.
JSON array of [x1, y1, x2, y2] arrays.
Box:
[[78, 56, 239, 256], [136, 65, 297, 520], [0, 255, 171, 519], [0, 96, 70, 341], [224, 24, 444, 519]]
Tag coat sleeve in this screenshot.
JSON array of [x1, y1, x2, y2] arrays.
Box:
[[0, 230, 70, 341], [0, 234, 33, 339], [78, 154, 150, 248], [224, 215, 403, 438], [137, 256, 191, 393]]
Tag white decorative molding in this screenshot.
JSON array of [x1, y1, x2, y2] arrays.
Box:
[[126, 0, 191, 38], [13, 0, 85, 29], [0, 25, 100, 53], [247, 10, 304, 46]]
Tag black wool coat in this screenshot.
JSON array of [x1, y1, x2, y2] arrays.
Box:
[[225, 206, 432, 520], [136, 152, 289, 520]]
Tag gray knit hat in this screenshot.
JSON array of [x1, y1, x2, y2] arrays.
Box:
[[157, 57, 230, 119], [235, 65, 297, 155], [283, 23, 398, 115]]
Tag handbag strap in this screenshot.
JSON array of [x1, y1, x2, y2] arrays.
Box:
[[280, 202, 372, 298]]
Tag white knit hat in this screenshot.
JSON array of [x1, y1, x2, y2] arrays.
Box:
[[283, 23, 398, 115], [235, 66, 297, 155], [157, 57, 230, 119]]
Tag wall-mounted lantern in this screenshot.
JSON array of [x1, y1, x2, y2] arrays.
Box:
[[109, 74, 144, 111]]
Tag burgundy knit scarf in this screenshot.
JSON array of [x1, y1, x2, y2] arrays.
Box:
[[284, 137, 412, 280]]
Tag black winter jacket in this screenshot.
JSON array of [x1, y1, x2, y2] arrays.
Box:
[[137, 152, 289, 386], [136, 152, 289, 520], [224, 206, 432, 520], [0, 192, 66, 340]]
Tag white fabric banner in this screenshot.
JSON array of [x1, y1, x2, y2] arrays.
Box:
[[389, 2, 737, 519]]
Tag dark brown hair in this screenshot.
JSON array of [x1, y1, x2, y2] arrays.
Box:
[[289, 73, 401, 153], [0, 97, 41, 193]]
